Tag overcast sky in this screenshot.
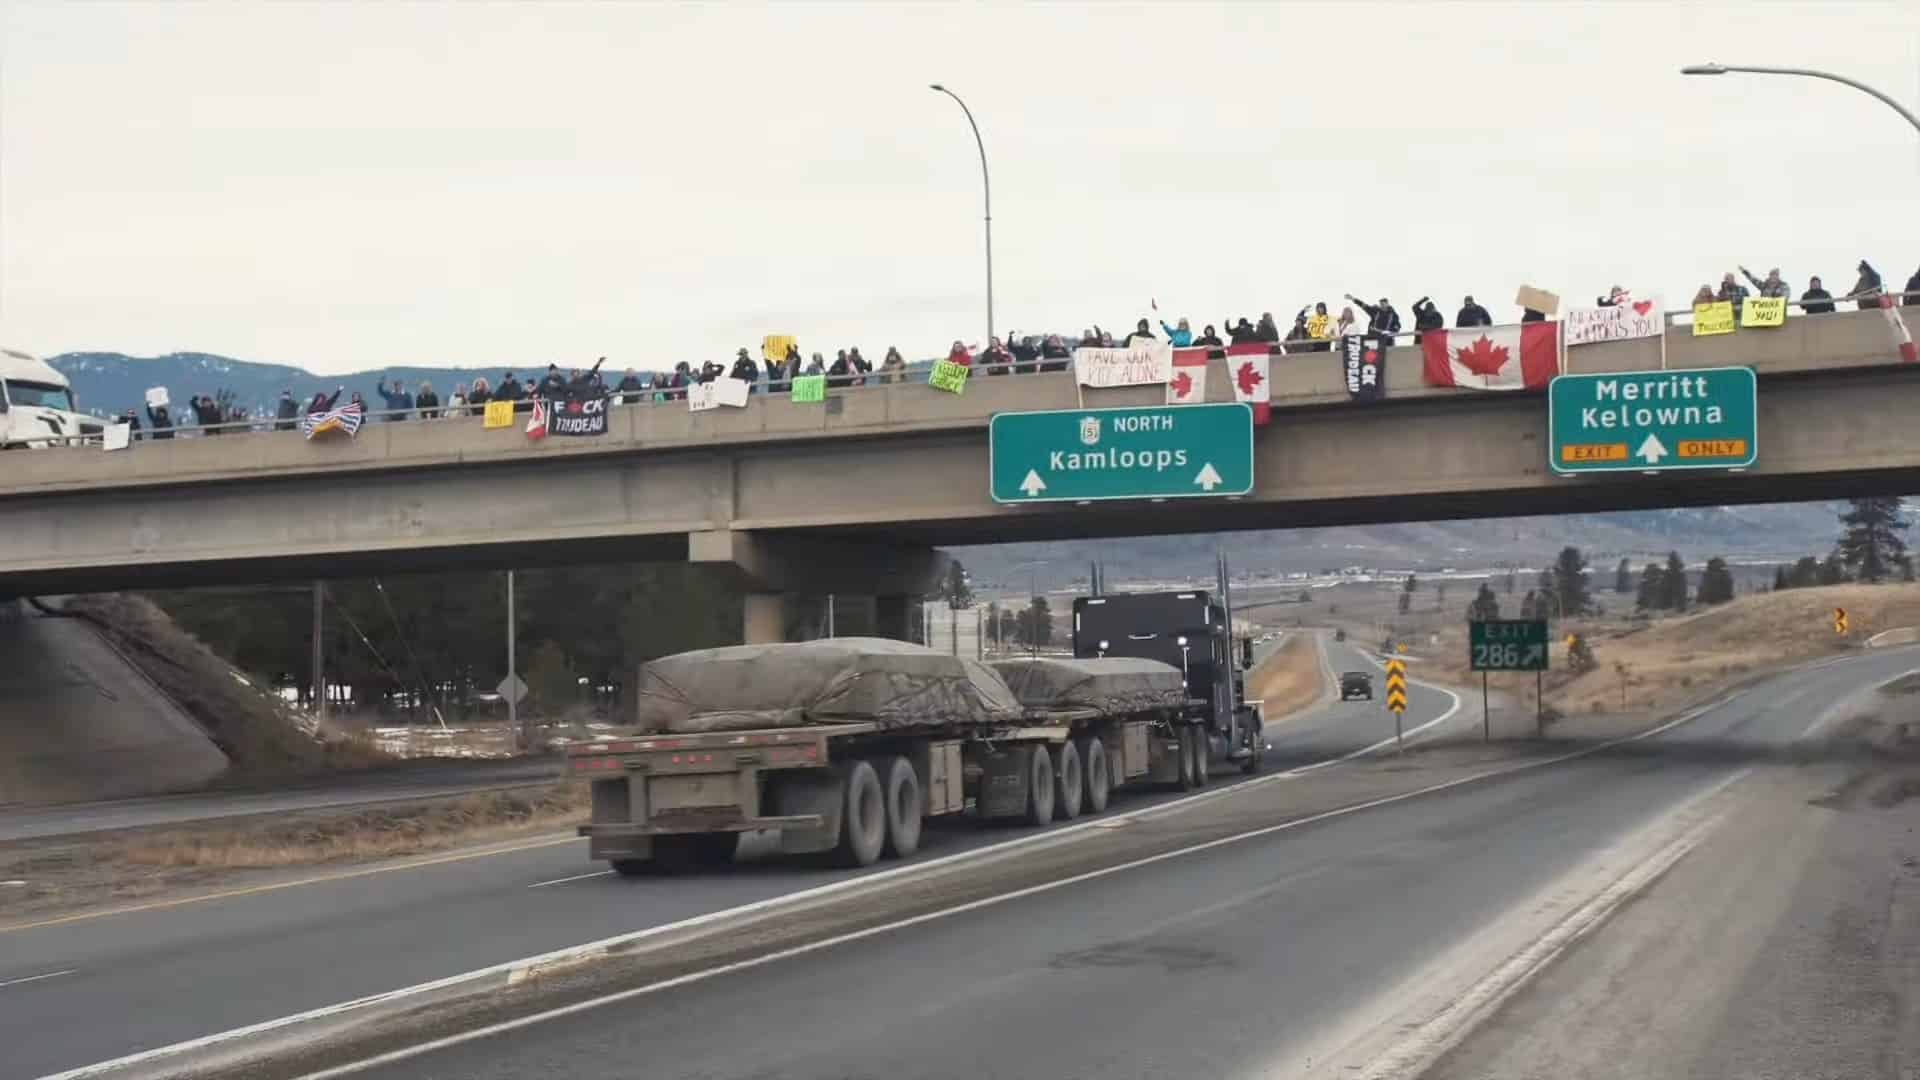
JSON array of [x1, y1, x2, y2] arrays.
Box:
[[4, 2, 1918, 376]]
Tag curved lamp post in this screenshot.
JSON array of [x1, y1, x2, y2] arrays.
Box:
[[929, 84, 994, 345], [1682, 63, 1920, 136]]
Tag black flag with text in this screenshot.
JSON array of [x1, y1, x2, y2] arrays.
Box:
[[1342, 333, 1390, 402]]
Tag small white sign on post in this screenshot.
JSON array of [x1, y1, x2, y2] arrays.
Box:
[[495, 674, 528, 704], [688, 378, 752, 412]]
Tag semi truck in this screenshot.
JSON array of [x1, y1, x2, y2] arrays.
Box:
[[0, 347, 101, 449], [568, 637, 1228, 875], [1071, 587, 1267, 774]]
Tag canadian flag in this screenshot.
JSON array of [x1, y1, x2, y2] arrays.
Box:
[[1421, 323, 1560, 390], [1226, 342, 1271, 424], [1166, 347, 1209, 404], [1878, 294, 1918, 363], [525, 397, 549, 439]]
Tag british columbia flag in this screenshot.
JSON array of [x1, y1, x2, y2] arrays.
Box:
[[300, 400, 364, 440]]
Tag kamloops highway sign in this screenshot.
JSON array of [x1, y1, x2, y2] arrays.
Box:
[[989, 403, 1254, 503], [1547, 367, 1757, 474]]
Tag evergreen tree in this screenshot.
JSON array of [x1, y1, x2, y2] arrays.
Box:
[[1398, 574, 1415, 615], [1636, 562, 1667, 611], [1468, 583, 1501, 622], [1904, 556, 1916, 583], [1837, 497, 1910, 583], [1772, 565, 1789, 591], [1663, 552, 1688, 611], [1615, 558, 1632, 594], [942, 561, 973, 610], [1697, 557, 1735, 605], [524, 640, 577, 715], [1551, 546, 1591, 618], [1020, 596, 1054, 647], [1504, 569, 1517, 595], [1788, 555, 1821, 589], [1518, 590, 1537, 619], [1818, 552, 1849, 585]]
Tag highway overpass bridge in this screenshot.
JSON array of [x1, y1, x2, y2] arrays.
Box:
[[3, 308, 1916, 638]]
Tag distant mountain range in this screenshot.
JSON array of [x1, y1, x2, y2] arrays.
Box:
[[46, 351, 1886, 581], [50, 351, 515, 420]]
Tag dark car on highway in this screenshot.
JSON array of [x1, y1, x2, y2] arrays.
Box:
[[1340, 671, 1373, 700]]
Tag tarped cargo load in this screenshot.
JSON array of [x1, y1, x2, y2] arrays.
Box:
[[990, 657, 1187, 717], [635, 637, 1024, 734]]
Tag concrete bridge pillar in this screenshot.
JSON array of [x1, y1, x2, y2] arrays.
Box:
[[689, 529, 947, 647]]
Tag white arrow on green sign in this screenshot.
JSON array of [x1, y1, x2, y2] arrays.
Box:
[[989, 402, 1255, 504], [1548, 366, 1757, 474]]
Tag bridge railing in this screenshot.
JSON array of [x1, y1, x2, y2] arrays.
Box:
[[37, 290, 1920, 449]]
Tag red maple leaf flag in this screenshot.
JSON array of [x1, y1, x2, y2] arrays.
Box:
[[1165, 347, 1209, 404], [1226, 342, 1271, 424], [1422, 323, 1559, 390]]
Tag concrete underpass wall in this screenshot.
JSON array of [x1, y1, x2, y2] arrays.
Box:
[[0, 600, 227, 805]]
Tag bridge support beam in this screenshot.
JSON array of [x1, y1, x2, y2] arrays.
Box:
[[686, 529, 948, 597]]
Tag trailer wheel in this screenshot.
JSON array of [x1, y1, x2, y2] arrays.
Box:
[[653, 832, 738, 870], [1193, 727, 1211, 788], [1025, 745, 1055, 827], [1053, 738, 1083, 820], [1176, 727, 1198, 791], [832, 760, 886, 867], [880, 755, 923, 859], [610, 858, 653, 877], [1081, 736, 1110, 814]]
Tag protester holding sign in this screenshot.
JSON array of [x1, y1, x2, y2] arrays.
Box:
[[1715, 272, 1750, 320]]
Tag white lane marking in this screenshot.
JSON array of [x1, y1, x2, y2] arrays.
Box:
[[46, 658, 1745, 1080], [1350, 770, 1748, 1079], [525, 870, 614, 889], [284, 713, 1746, 1080], [0, 968, 76, 990]]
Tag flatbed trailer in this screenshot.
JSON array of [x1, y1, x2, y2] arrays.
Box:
[[569, 702, 1214, 874]]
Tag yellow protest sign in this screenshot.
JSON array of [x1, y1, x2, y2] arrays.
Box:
[[762, 334, 797, 363], [929, 359, 970, 394], [483, 400, 515, 428], [1740, 296, 1786, 328], [1692, 301, 1735, 336]]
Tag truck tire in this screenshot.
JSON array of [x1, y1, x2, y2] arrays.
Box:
[[1081, 736, 1110, 814], [653, 832, 738, 870], [832, 760, 886, 868], [1192, 727, 1211, 787], [880, 755, 923, 859], [1053, 738, 1083, 821], [610, 858, 653, 877], [1176, 727, 1198, 791], [1024, 745, 1055, 827]]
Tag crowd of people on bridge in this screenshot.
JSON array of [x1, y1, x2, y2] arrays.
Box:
[[108, 256, 1920, 436]]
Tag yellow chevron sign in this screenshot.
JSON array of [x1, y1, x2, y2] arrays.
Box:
[[1834, 607, 1848, 635], [1385, 658, 1408, 713]]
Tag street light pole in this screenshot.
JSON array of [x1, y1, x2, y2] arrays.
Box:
[[1682, 62, 1920, 136], [929, 84, 994, 345]]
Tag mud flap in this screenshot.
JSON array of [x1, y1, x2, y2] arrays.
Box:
[[770, 770, 846, 855]]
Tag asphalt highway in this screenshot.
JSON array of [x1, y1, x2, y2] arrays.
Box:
[[0, 633, 1466, 1080], [326, 647, 1920, 1080]]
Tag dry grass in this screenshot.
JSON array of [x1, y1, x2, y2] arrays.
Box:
[[62, 592, 392, 781], [114, 783, 588, 870], [1420, 584, 1920, 715], [0, 783, 588, 922], [1249, 632, 1329, 722]]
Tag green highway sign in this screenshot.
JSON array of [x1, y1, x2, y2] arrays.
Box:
[[989, 403, 1254, 504], [1469, 619, 1549, 672], [1548, 366, 1757, 474]]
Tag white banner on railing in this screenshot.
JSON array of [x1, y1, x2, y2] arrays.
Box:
[[1073, 342, 1173, 388], [688, 378, 752, 412], [1565, 295, 1664, 346]]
